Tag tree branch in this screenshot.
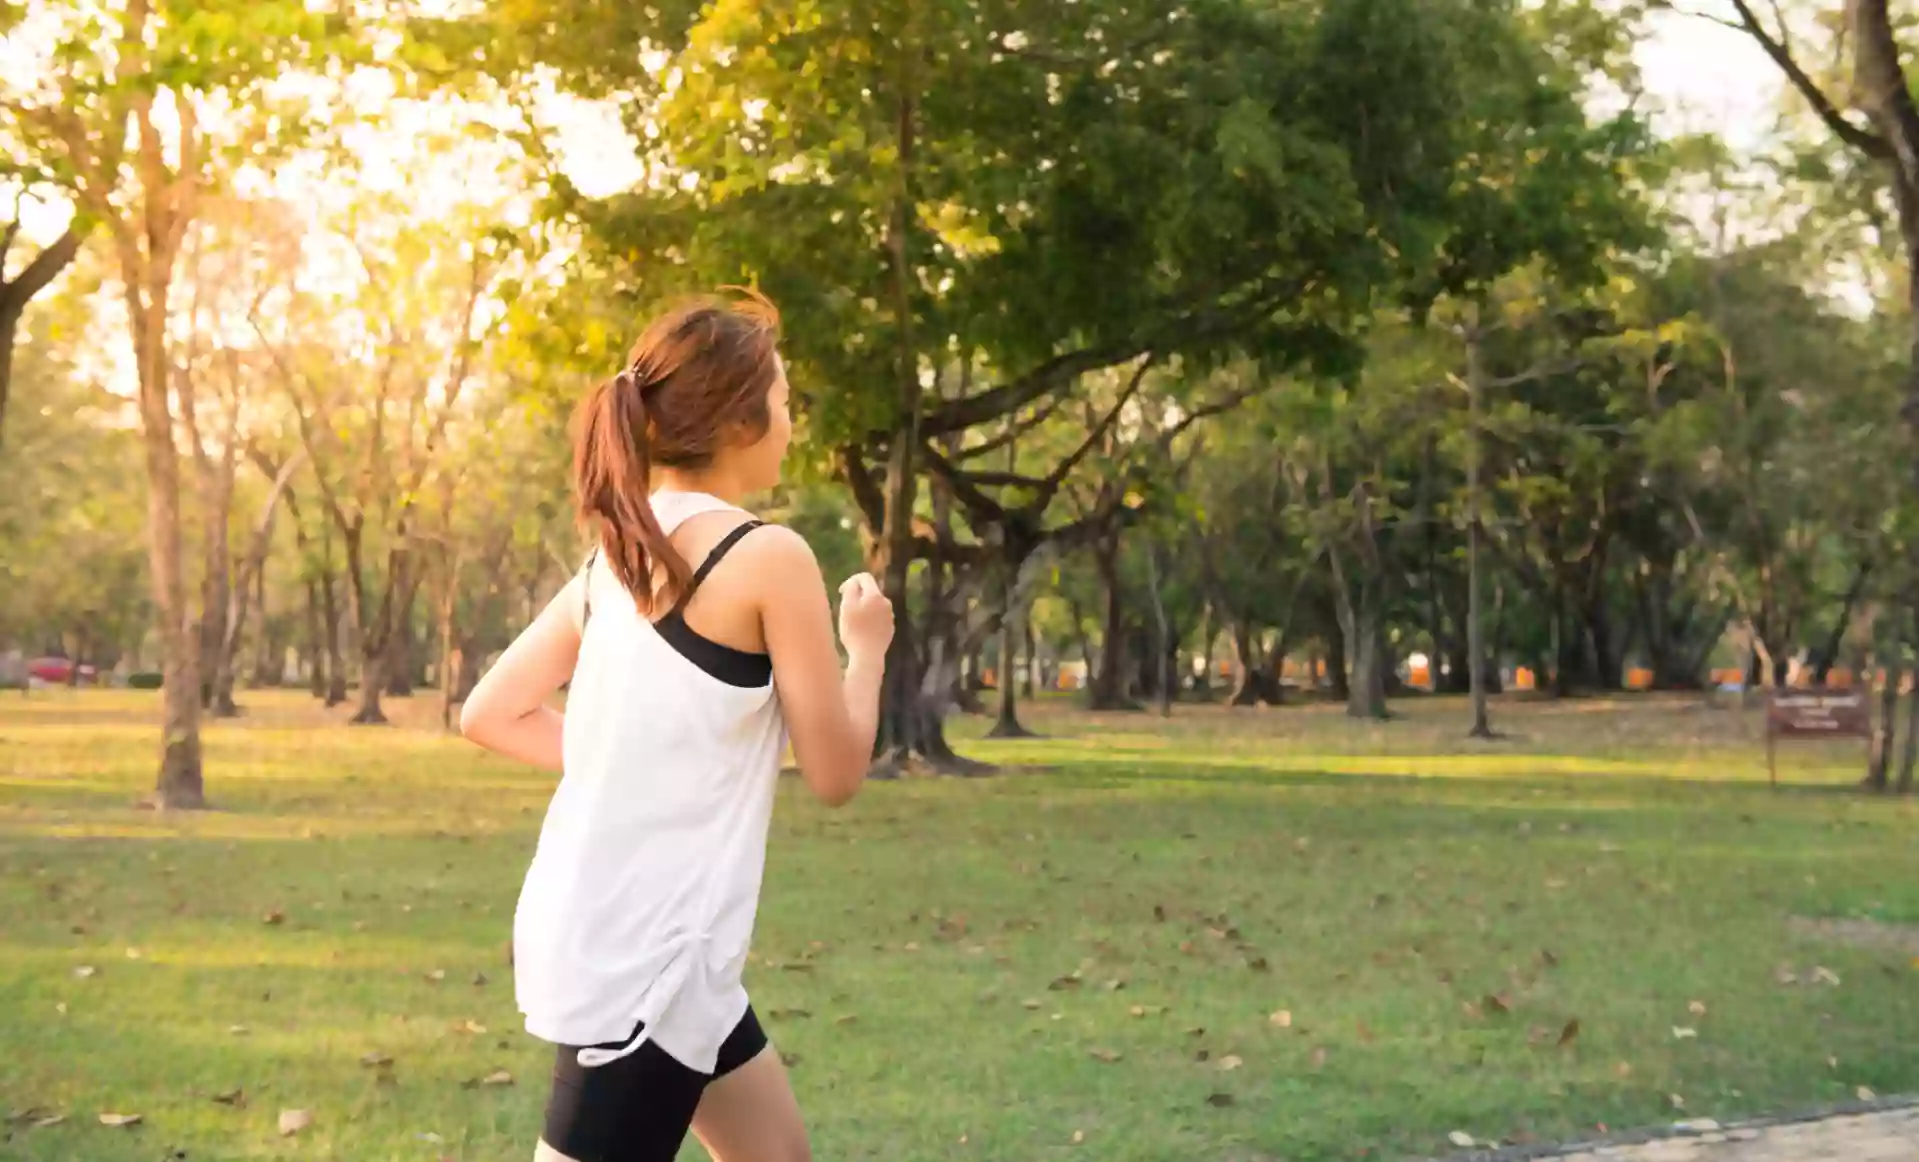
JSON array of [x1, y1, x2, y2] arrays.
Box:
[[1717, 0, 1892, 159]]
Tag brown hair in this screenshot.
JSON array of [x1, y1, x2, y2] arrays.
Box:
[[573, 290, 782, 613]]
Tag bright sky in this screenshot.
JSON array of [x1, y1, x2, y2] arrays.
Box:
[[1636, 5, 1785, 151]]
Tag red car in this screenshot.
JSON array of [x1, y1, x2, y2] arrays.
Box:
[[28, 657, 98, 684]]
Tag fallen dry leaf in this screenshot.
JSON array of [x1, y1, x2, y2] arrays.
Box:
[[1088, 1048, 1123, 1064], [124, 948, 141, 960], [1483, 993, 1511, 1015], [360, 1052, 394, 1068], [1071, 1130, 1085, 1145], [834, 1014, 858, 1027], [779, 1051, 801, 1068], [228, 1025, 249, 1036], [1461, 1000, 1483, 1020], [99, 1113, 143, 1128], [479, 1070, 513, 1087], [1310, 1046, 1328, 1070], [1449, 1131, 1475, 1148], [1206, 1092, 1235, 1108], [1812, 966, 1842, 987], [1355, 1020, 1376, 1044], [472, 973, 489, 987], [1669, 1094, 1686, 1110], [458, 1020, 487, 1035], [1539, 949, 1560, 968], [1672, 1026, 1698, 1040], [1245, 956, 1270, 972], [278, 1109, 313, 1136], [1269, 1009, 1293, 1029], [211, 1088, 246, 1107], [1218, 1054, 1243, 1071], [1858, 1085, 1877, 1101], [263, 910, 285, 926], [424, 969, 446, 984], [1048, 974, 1083, 991], [1775, 965, 1800, 985], [768, 1008, 812, 1021], [1688, 1000, 1707, 1017], [1021, 999, 1042, 1011], [32, 1114, 66, 1128], [72, 966, 96, 980], [1615, 1062, 1633, 1079], [1558, 1019, 1581, 1048]]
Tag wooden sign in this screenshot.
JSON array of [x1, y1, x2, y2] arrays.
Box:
[[1766, 689, 1871, 787]]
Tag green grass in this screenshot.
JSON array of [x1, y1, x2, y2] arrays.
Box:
[[2, 688, 1917, 1162]]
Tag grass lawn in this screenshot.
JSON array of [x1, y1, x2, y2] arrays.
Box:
[[2, 688, 1917, 1162]]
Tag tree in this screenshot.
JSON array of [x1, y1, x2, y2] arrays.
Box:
[[0, 190, 82, 455], [10, 0, 352, 806], [493, 0, 1540, 766]]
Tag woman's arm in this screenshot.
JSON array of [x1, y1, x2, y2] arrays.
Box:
[[755, 528, 893, 806], [458, 576, 584, 772]]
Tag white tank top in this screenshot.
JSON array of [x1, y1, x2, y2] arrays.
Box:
[[513, 491, 787, 1072]]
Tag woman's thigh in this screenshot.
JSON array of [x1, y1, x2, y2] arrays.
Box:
[[689, 1047, 811, 1162]]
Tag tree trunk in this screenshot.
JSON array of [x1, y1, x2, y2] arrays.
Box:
[[129, 279, 204, 807], [1465, 326, 1493, 738], [438, 568, 459, 732], [1230, 621, 1262, 706], [320, 566, 347, 707], [385, 614, 415, 697], [1899, 611, 1918, 794], [353, 644, 388, 726], [1812, 564, 1871, 684], [1868, 651, 1904, 792], [1146, 547, 1173, 718], [1346, 583, 1389, 720], [1089, 528, 1135, 711], [304, 580, 327, 698], [988, 569, 1037, 739]]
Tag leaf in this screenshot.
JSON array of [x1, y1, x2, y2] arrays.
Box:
[[72, 966, 97, 979], [1269, 1009, 1293, 1029], [32, 1114, 65, 1128], [1483, 993, 1511, 1015], [1205, 1092, 1235, 1108], [1669, 1094, 1686, 1110], [263, 910, 285, 926], [834, 1014, 858, 1027], [1246, 956, 1270, 972], [99, 1113, 143, 1128], [1048, 974, 1083, 991], [1461, 1001, 1483, 1019], [472, 973, 489, 987], [479, 1070, 513, 1087], [1812, 966, 1841, 986], [1153, 905, 1167, 922], [1310, 1046, 1328, 1070], [1858, 1085, 1877, 1101], [278, 1109, 313, 1136], [1688, 1000, 1707, 1016], [1449, 1131, 1476, 1148], [1539, 949, 1559, 968], [779, 1051, 801, 1068], [1558, 1019, 1581, 1047], [211, 1088, 245, 1107], [1774, 964, 1799, 985], [1218, 1054, 1243, 1071], [1101, 978, 1125, 992], [1672, 1026, 1697, 1040], [424, 969, 446, 983], [228, 1025, 249, 1036], [458, 1019, 487, 1035], [1088, 1047, 1122, 1063], [1615, 1061, 1633, 1078], [1021, 999, 1042, 1011], [1355, 1020, 1376, 1043], [360, 1052, 394, 1068]]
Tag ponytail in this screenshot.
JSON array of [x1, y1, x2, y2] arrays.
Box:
[[574, 369, 693, 615]]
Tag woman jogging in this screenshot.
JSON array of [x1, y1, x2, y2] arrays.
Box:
[[459, 291, 893, 1162]]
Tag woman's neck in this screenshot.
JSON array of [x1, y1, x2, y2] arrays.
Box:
[[653, 467, 749, 506]]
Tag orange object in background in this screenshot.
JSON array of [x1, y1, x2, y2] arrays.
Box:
[[1828, 667, 1854, 689], [1625, 667, 1653, 690], [1409, 663, 1431, 689], [1513, 667, 1535, 691], [1058, 672, 1079, 691], [1710, 667, 1743, 687]]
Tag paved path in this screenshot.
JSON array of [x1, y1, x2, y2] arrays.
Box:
[[1552, 1107, 1919, 1161], [1442, 1103, 1919, 1162]]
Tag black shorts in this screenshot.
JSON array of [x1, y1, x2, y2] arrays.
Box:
[[541, 1006, 769, 1162]]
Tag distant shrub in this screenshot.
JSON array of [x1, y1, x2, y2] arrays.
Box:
[[127, 672, 164, 690]]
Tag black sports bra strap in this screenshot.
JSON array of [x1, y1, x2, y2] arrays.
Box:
[[688, 520, 766, 591], [579, 546, 600, 630]]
